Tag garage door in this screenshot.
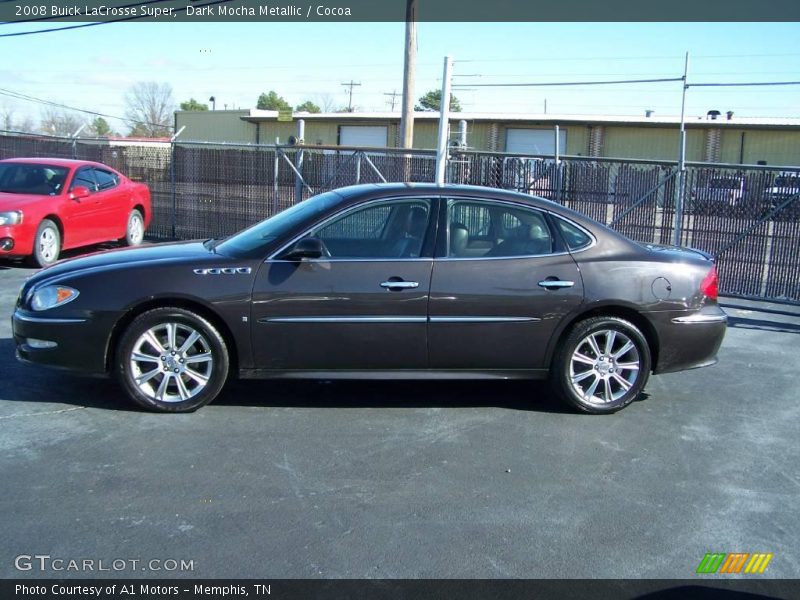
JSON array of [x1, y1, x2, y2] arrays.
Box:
[[506, 128, 567, 155], [339, 125, 388, 148]]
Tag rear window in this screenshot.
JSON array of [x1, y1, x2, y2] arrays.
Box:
[[709, 178, 741, 190], [775, 177, 800, 188], [554, 217, 592, 251]]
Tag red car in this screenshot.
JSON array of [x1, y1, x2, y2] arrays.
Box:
[[0, 158, 152, 267]]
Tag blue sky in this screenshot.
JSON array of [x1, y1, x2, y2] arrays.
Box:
[[1, 21, 798, 131]]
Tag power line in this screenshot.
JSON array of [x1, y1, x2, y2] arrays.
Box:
[[0, 87, 171, 130], [2, 0, 174, 24], [0, 0, 234, 37], [453, 77, 684, 88], [689, 81, 800, 88]]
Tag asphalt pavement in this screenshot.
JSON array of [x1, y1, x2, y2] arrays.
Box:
[[1, 260, 798, 579]]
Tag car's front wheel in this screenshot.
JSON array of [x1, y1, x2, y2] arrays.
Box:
[[117, 308, 229, 412], [551, 316, 651, 414], [32, 219, 61, 267], [123, 209, 144, 246]]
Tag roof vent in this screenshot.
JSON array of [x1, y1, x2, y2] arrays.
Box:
[[645, 110, 654, 118], [707, 110, 721, 120], [726, 111, 734, 121]]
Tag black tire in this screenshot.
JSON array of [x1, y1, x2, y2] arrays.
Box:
[[116, 307, 229, 412], [550, 316, 651, 414], [32, 218, 61, 268], [122, 209, 144, 246]]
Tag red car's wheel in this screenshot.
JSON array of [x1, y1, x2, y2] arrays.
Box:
[[123, 209, 145, 246], [32, 219, 60, 268]]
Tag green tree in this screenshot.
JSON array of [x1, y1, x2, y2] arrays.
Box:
[[89, 117, 113, 137], [180, 98, 209, 111], [256, 91, 291, 111], [415, 89, 462, 112], [295, 100, 321, 113]]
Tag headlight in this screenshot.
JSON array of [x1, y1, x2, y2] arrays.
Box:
[[0, 210, 23, 226], [30, 285, 79, 311]]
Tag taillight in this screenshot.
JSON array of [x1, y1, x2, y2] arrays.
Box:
[[700, 265, 718, 300]]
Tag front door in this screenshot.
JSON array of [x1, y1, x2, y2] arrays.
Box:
[[62, 166, 101, 247], [250, 197, 436, 370]]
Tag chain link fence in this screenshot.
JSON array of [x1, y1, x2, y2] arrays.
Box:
[[1, 130, 798, 302]]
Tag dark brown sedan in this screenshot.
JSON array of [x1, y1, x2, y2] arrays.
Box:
[[13, 183, 726, 413]]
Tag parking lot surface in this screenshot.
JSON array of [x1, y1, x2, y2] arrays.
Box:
[[1, 261, 798, 579]]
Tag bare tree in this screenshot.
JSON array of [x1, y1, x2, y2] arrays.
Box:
[[1, 101, 15, 130], [16, 116, 36, 133], [124, 82, 175, 137], [315, 93, 336, 113], [40, 107, 86, 136]]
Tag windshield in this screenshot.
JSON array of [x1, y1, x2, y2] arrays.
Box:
[[709, 178, 741, 190], [0, 163, 69, 195], [214, 190, 343, 258], [774, 177, 799, 188]]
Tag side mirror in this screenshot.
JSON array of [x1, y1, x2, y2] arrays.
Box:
[[70, 186, 91, 200], [283, 237, 325, 261]]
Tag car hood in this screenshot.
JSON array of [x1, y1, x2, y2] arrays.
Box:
[[30, 240, 213, 284], [0, 191, 52, 208]]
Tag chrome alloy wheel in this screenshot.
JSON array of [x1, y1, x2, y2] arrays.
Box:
[[129, 322, 213, 403], [569, 329, 641, 405], [38, 227, 59, 263], [128, 212, 144, 244]]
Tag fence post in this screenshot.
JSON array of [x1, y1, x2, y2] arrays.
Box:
[[294, 119, 305, 204], [673, 52, 690, 246], [355, 151, 362, 184], [554, 125, 562, 203], [70, 124, 85, 159], [273, 138, 280, 215], [169, 126, 186, 239], [435, 55, 454, 186]]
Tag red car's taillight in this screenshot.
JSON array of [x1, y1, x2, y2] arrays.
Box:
[[700, 265, 718, 300]]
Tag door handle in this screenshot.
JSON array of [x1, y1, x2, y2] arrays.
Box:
[[538, 279, 575, 290], [380, 280, 419, 290]]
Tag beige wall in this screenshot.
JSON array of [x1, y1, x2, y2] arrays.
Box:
[[719, 129, 800, 166], [177, 110, 255, 144], [601, 126, 705, 162], [175, 111, 800, 166]]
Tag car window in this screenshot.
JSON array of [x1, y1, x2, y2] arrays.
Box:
[[554, 216, 593, 251], [93, 168, 119, 190], [70, 168, 97, 192], [447, 200, 553, 258], [309, 199, 432, 259]]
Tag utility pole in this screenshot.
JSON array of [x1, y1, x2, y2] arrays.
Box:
[[384, 90, 401, 111], [341, 80, 361, 112], [399, 0, 417, 148]]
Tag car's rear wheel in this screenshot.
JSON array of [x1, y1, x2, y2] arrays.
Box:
[[117, 308, 229, 412], [32, 219, 60, 267], [123, 209, 144, 246], [551, 316, 651, 414]]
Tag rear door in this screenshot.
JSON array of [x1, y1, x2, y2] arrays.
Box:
[[90, 167, 128, 240], [428, 198, 584, 370]]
